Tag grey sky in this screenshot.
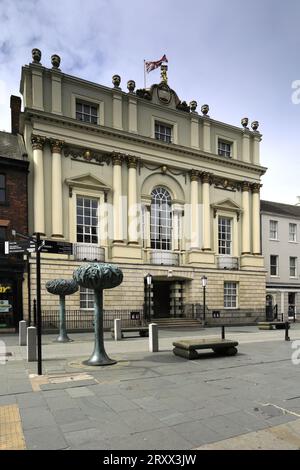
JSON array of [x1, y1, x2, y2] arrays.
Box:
[[0, 0, 299, 203]]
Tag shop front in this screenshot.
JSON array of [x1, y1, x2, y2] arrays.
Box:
[[0, 258, 25, 332]]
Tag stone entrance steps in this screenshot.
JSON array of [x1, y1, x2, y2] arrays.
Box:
[[152, 317, 203, 329]]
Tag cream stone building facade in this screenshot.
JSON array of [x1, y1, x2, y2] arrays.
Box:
[[20, 49, 266, 323]]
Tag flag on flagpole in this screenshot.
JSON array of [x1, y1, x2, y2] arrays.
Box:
[[145, 54, 168, 73]]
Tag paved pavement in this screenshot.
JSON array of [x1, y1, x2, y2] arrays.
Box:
[[1, 324, 300, 450]]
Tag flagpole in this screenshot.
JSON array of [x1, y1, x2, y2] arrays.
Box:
[[143, 59, 146, 89]]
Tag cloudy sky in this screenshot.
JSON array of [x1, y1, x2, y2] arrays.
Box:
[[0, 0, 299, 203]]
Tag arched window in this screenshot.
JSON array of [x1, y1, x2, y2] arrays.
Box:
[[150, 187, 172, 250]]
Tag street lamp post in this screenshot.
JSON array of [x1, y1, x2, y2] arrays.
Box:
[[146, 273, 153, 322], [201, 275, 208, 325]]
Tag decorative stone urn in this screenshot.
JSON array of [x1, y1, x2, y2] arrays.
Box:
[[127, 80, 136, 93], [251, 121, 259, 131], [241, 117, 249, 128], [201, 104, 209, 116], [112, 74, 121, 88], [73, 263, 123, 366], [45, 279, 78, 342], [189, 100, 197, 112], [32, 48, 41, 64], [51, 54, 61, 69]]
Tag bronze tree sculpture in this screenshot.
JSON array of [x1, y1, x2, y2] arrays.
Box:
[[73, 263, 123, 366], [45, 279, 78, 342]]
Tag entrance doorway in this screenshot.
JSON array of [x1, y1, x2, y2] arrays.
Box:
[[288, 292, 296, 319], [153, 281, 170, 318]]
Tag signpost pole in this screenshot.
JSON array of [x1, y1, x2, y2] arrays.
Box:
[[36, 233, 42, 375]]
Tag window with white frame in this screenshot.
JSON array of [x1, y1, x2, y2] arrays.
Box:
[[218, 140, 232, 157], [289, 223, 297, 242], [290, 257, 297, 278], [80, 287, 94, 310], [76, 196, 99, 244], [224, 282, 238, 308], [269, 220, 278, 240], [270, 255, 279, 276], [155, 122, 172, 143], [150, 187, 172, 250], [76, 100, 98, 124], [218, 217, 232, 255]]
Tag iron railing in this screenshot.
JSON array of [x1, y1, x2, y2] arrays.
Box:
[[41, 308, 145, 332]]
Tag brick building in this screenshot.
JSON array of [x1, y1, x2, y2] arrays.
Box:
[[0, 96, 29, 331]]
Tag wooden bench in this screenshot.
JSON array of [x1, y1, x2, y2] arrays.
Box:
[[111, 326, 149, 339], [172, 338, 239, 360], [258, 322, 289, 330]]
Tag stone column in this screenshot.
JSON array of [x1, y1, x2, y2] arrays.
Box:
[[112, 154, 124, 243], [144, 204, 151, 249], [242, 130, 250, 163], [242, 182, 251, 254], [253, 135, 261, 165], [190, 170, 200, 249], [202, 172, 211, 251], [31, 135, 46, 235], [50, 139, 64, 238], [127, 156, 138, 244], [172, 207, 181, 251], [252, 184, 261, 255], [203, 118, 211, 153]]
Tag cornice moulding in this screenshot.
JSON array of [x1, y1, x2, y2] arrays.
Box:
[[25, 108, 267, 176]]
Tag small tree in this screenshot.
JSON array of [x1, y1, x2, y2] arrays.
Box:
[[73, 263, 123, 366], [45, 279, 78, 342]]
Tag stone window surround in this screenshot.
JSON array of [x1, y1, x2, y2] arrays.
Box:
[[289, 256, 298, 278], [151, 115, 178, 144], [213, 210, 239, 257], [216, 134, 237, 159], [269, 219, 279, 240], [71, 93, 105, 126], [224, 281, 239, 309], [69, 187, 106, 245]]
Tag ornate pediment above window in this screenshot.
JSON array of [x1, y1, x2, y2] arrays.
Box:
[[64, 145, 110, 166], [211, 198, 242, 221], [65, 173, 111, 198]]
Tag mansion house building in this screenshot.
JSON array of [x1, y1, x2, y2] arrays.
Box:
[[19, 49, 267, 323]]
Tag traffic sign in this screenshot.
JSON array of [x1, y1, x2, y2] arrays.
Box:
[[4, 240, 36, 254], [41, 240, 73, 255]]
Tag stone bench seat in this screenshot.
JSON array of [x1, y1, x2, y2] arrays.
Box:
[[172, 338, 239, 360], [111, 327, 149, 339], [258, 322, 289, 330]]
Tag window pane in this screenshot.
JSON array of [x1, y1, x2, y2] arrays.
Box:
[[76, 196, 98, 244], [0, 189, 5, 203], [150, 187, 172, 250]]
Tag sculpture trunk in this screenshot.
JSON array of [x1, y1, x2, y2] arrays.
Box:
[[56, 295, 72, 342], [85, 289, 116, 366]]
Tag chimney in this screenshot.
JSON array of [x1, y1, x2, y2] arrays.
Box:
[[10, 95, 21, 135]]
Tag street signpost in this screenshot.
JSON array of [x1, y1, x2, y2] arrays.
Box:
[[5, 235, 73, 376]]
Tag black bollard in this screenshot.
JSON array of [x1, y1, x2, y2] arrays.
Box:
[[285, 322, 290, 341], [221, 325, 225, 340]]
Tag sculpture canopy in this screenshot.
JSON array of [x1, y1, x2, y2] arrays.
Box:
[[73, 263, 123, 290], [46, 279, 78, 296]]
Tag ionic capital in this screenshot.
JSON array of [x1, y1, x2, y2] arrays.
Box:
[[31, 135, 46, 151]]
